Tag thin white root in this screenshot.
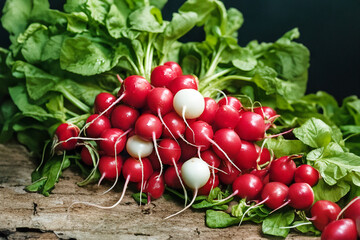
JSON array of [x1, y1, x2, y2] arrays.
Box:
[[164, 189, 198, 220]]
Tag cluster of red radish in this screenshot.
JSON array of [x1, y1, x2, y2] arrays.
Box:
[[54, 62, 359, 239]]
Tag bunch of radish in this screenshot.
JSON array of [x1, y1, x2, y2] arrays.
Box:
[[53, 62, 358, 238]]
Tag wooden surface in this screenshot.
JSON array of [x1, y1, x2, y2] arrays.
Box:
[[0, 143, 319, 240]]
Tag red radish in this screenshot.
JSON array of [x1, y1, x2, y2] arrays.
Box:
[[211, 129, 242, 169], [168, 75, 198, 95], [218, 96, 242, 111], [148, 151, 161, 171], [213, 105, 240, 129], [54, 123, 80, 150], [135, 114, 163, 140], [321, 219, 357, 240], [147, 87, 174, 116], [173, 89, 205, 119], [232, 174, 263, 200], [164, 163, 183, 189], [197, 97, 218, 124], [341, 197, 360, 237], [98, 155, 123, 181], [255, 144, 272, 165], [287, 182, 314, 210], [162, 112, 186, 139], [253, 106, 277, 120], [200, 150, 221, 172], [198, 174, 219, 196], [164, 61, 182, 77], [94, 92, 116, 117], [233, 140, 258, 171], [235, 111, 266, 141], [294, 164, 320, 187], [99, 128, 127, 156], [150, 65, 178, 87], [117, 75, 152, 109], [185, 121, 213, 151], [165, 157, 210, 219], [251, 168, 269, 183], [158, 139, 181, 165], [110, 105, 139, 131], [310, 200, 342, 231], [218, 161, 241, 185], [122, 157, 154, 184], [85, 114, 111, 138], [269, 155, 297, 185], [178, 138, 197, 162], [138, 171, 165, 202], [80, 146, 94, 166], [260, 182, 289, 210]]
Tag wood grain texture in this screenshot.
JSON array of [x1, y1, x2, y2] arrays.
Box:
[[0, 143, 319, 240]]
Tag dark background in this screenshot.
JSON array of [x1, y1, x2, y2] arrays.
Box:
[[1, 0, 359, 102]]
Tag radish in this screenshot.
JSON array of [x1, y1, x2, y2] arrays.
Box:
[[213, 105, 240, 129], [150, 65, 178, 88], [198, 174, 219, 196], [165, 157, 210, 219], [294, 164, 320, 187], [218, 160, 241, 185], [185, 121, 213, 151], [98, 155, 123, 181], [147, 87, 174, 116], [260, 182, 289, 210], [168, 75, 198, 95], [137, 171, 165, 203], [94, 92, 116, 117], [178, 138, 197, 162], [162, 111, 186, 139], [340, 197, 360, 237], [321, 219, 357, 240], [200, 150, 221, 172], [269, 155, 297, 185], [287, 182, 314, 210], [158, 139, 181, 165], [125, 135, 153, 159], [173, 88, 205, 119], [164, 163, 183, 189], [310, 200, 342, 231], [99, 128, 128, 156], [54, 123, 80, 151], [85, 114, 111, 138], [231, 174, 263, 200], [117, 75, 152, 109], [235, 111, 266, 141], [110, 105, 139, 131], [255, 144, 272, 165], [80, 146, 94, 166], [233, 140, 258, 171], [197, 97, 218, 124], [217, 96, 242, 111], [164, 61, 182, 77], [253, 106, 277, 121]]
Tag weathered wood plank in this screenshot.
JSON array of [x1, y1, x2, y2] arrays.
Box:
[[0, 143, 319, 239]]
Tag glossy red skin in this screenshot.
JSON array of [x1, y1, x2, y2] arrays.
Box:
[[213, 105, 240, 129], [232, 174, 263, 200], [253, 106, 277, 120], [148, 151, 161, 171], [178, 138, 197, 162], [85, 114, 111, 138], [198, 174, 219, 196], [164, 163, 183, 189], [99, 128, 127, 156], [344, 197, 360, 237], [294, 164, 319, 186], [147, 87, 174, 115], [80, 146, 93, 166], [167, 75, 198, 95], [269, 156, 296, 185], [110, 105, 139, 131], [55, 123, 80, 150], [254, 145, 271, 165], [235, 111, 266, 141], [321, 219, 357, 240], [164, 61, 182, 77], [185, 121, 213, 151], [135, 113, 163, 140], [251, 168, 269, 183], [218, 161, 241, 185], [212, 128, 241, 160], [200, 149, 221, 172], [311, 200, 342, 231], [233, 140, 258, 171], [217, 96, 242, 111], [158, 139, 181, 165], [197, 97, 218, 124], [150, 65, 178, 88], [140, 172, 165, 199], [118, 75, 152, 109], [122, 157, 153, 182], [261, 182, 289, 210], [162, 112, 186, 139], [288, 182, 314, 210], [98, 155, 123, 180], [94, 92, 116, 117]]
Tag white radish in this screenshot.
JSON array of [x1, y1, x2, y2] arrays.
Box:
[[126, 135, 153, 158], [173, 89, 205, 119]]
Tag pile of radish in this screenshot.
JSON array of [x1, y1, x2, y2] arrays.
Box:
[[54, 62, 359, 239]]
